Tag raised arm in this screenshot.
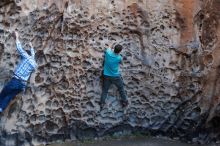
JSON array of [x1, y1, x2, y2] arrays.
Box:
[[14, 31, 29, 58], [29, 42, 35, 58], [105, 48, 111, 53]]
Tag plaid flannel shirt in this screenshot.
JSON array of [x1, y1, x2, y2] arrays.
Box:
[[14, 40, 37, 81]]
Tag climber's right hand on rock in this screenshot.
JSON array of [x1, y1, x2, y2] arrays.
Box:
[[29, 42, 33, 48], [15, 31, 19, 39], [12, 31, 19, 40]]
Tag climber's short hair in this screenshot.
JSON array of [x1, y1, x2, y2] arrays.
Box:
[[114, 44, 123, 54]]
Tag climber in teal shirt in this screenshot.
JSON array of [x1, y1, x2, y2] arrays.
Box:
[[100, 44, 128, 110]]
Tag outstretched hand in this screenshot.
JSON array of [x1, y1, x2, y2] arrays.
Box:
[[29, 42, 33, 48], [12, 31, 19, 40]]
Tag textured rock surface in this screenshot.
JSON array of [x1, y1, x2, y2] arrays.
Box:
[[0, 0, 219, 145]]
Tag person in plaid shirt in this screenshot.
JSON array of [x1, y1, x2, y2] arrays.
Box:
[[0, 31, 37, 112]]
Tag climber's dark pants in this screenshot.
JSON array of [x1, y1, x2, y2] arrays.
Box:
[[101, 75, 127, 104], [0, 77, 25, 111]]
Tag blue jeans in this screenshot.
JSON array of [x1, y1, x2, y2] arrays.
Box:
[[0, 77, 26, 111], [101, 75, 128, 104]]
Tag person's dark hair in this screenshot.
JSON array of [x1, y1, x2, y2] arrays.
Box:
[[114, 44, 123, 54]]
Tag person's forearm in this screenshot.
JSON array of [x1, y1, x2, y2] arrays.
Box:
[[15, 36, 28, 58], [16, 39, 20, 44], [30, 47, 35, 57], [15, 32, 20, 44], [29, 42, 35, 57]]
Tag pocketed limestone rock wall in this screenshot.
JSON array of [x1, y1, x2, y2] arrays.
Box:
[[0, 0, 219, 145]]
